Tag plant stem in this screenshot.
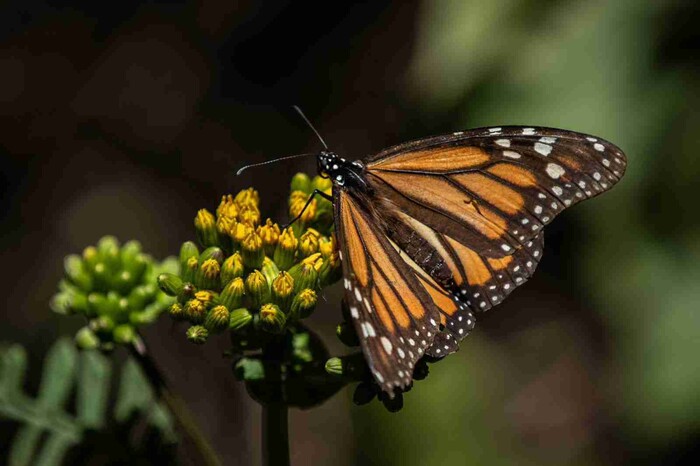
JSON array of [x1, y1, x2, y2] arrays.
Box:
[[130, 336, 222, 466], [262, 403, 290, 466]]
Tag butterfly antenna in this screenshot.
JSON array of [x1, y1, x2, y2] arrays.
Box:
[[236, 152, 315, 176], [293, 105, 329, 149]]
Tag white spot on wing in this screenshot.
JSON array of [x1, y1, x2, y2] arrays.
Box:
[[534, 142, 553, 156], [380, 337, 393, 354], [522, 128, 536, 135], [594, 143, 605, 152], [546, 163, 565, 179], [503, 150, 521, 159], [495, 139, 511, 147]]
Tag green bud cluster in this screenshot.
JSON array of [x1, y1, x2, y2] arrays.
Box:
[[51, 236, 178, 350], [159, 177, 342, 345]]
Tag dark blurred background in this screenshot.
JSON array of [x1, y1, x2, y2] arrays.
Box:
[[1, 0, 699, 465]]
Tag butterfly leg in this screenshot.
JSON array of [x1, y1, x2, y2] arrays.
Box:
[[282, 189, 333, 229]]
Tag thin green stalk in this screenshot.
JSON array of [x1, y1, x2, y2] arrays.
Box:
[[130, 336, 221, 466]]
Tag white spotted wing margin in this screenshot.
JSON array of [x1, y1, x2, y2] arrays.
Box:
[[334, 188, 442, 397]]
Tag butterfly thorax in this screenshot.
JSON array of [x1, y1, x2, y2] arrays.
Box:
[[317, 150, 367, 190]]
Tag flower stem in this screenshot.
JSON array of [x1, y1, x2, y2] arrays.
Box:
[[261, 335, 290, 466], [262, 403, 290, 466], [130, 336, 222, 466]]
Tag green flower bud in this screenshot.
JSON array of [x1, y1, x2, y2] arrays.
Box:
[[324, 353, 368, 380], [353, 382, 377, 405], [179, 242, 200, 282], [195, 209, 219, 248], [261, 257, 280, 287], [127, 285, 152, 310], [185, 257, 199, 284], [195, 258, 221, 290], [229, 308, 253, 331], [298, 229, 320, 257], [325, 357, 343, 376], [219, 277, 245, 310], [64, 255, 92, 292], [75, 327, 100, 350], [194, 290, 217, 305], [120, 240, 142, 267], [231, 222, 254, 245], [157, 273, 184, 297], [97, 236, 120, 271], [259, 304, 286, 334], [186, 325, 208, 344], [273, 228, 298, 271], [178, 282, 196, 303], [245, 270, 269, 309], [90, 315, 116, 334], [288, 255, 320, 292], [289, 192, 317, 225], [271, 272, 294, 311], [291, 172, 312, 193], [289, 289, 317, 320], [336, 322, 359, 347], [169, 302, 185, 320], [257, 219, 281, 257], [82, 245, 99, 270], [91, 262, 111, 293], [221, 252, 244, 286], [184, 299, 206, 323], [241, 232, 264, 270], [113, 324, 136, 344], [205, 305, 230, 332]]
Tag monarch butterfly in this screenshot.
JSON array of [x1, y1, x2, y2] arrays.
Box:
[[240, 110, 627, 397]]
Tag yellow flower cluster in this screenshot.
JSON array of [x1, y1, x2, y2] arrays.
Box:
[[158, 174, 341, 344]]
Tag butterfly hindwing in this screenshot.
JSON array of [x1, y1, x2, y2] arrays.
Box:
[[335, 189, 442, 395]]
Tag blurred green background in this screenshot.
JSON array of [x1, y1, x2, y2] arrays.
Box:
[[1, 0, 698, 464]]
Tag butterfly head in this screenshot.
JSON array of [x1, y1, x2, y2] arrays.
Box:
[[317, 150, 365, 188]]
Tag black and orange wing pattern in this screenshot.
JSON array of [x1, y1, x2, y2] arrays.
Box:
[[330, 125, 626, 393], [334, 189, 446, 394]]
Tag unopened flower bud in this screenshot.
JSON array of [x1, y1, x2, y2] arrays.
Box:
[[217, 194, 238, 219], [97, 236, 120, 271], [82, 245, 99, 270], [216, 215, 236, 236], [75, 327, 100, 349], [336, 322, 359, 347], [195, 209, 219, 247], [291, 173, 312, 193], [64, 255, 92, 291], [157, 273, 184, 297], [231, 222, 254, 244], [196, 259, 220, 290], [271, 272, 294, 311], [219, 277, 245, 310], [274, 228, 298, 271], [205, 305, 230, 332], [257, 219, 281, 256], [241, 232, 264, 269], [290, 289, 317, 320], [261, 257, 280, 288], [324, 353, 368, 380], [289, 194, 317, 224], [319, 236, 335, 259], [259, 303, 286, 334], [169, 302, 185, 320], [194, 290, 217, 305], [220, 253, 243, 286], [234, 188, 259, 207], [288, 254, 320, 292], [312, 175, 332, 192], [113, 324, 136, 344], [298, 229, 320, 257], [245, 270, 269, 309], [184, 299, 206, 323], [238, 204, 261, 226], [186, 325, 208, 344], [229, 308, 253, 331], [180, 242, 200, 282]]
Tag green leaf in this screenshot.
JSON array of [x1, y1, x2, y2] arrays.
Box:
[[76, 351, 111, 429], [0, 338, 176, 465]]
